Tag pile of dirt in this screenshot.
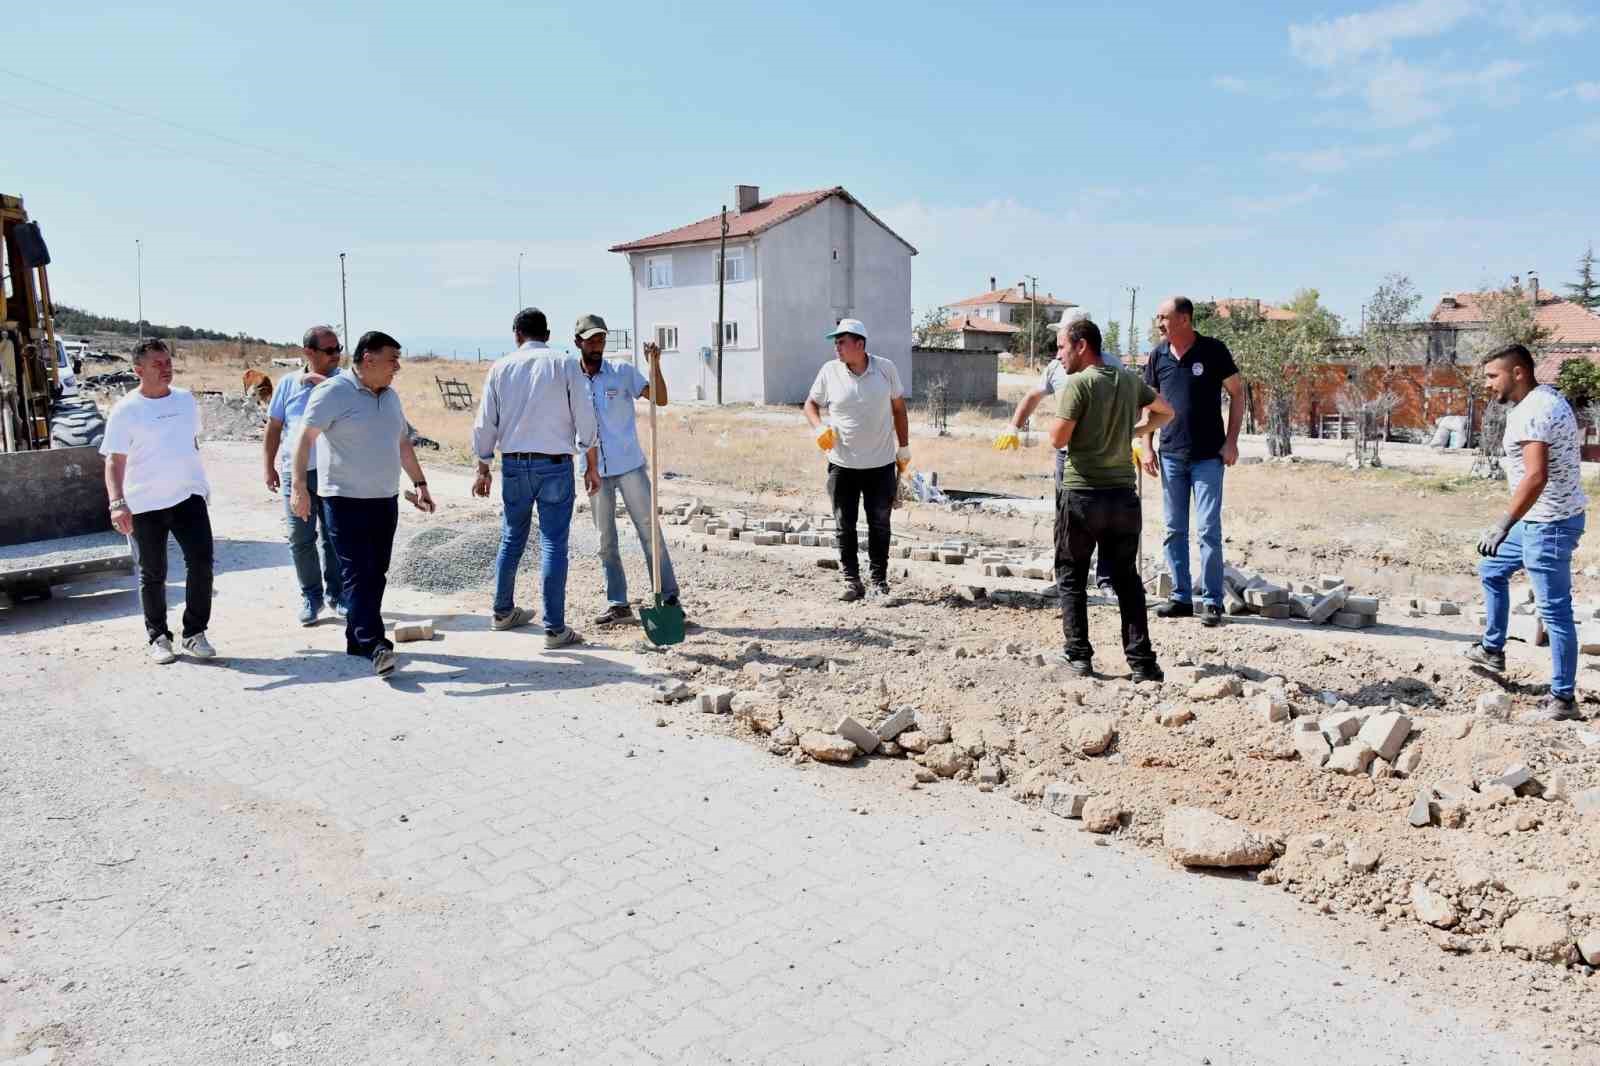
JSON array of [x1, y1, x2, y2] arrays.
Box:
[[196, 392, 267, 441]]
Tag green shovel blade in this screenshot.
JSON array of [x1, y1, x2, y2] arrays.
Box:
[[641, 596, 685, 646]]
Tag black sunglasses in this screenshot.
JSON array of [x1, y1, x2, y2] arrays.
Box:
[[315, 343, 343, 355]]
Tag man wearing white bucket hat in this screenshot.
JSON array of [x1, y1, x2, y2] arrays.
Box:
[[803, 318, 910, 602]]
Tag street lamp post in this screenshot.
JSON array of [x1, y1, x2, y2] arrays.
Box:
[[517, 251, 525, 311], [136, 239, 143, 341]]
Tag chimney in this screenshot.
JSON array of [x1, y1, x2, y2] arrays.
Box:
[[1528, 270, 1540, 308], [1440, 293, 1457, 309], [989, 276, 996, 292], [735, 185, 760, 213]]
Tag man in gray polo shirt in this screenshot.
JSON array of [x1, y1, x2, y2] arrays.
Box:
[[291, 330, 435, 677]]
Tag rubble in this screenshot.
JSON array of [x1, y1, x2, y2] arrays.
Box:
[[798, 731, 857, 763], [1162, 807, 1273, 868], [1070, 716, 1117, 756], [1500, 910, 1570, 962], [1081, 797, 1123, 834], [698, 688, 735, 714], [1042, 782, 1090, 819], [834, 715, 880, 754], [1411, 884, 1458, 929]]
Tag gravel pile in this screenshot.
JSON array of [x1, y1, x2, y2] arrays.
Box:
[[0, 530, 128, 564], [197, 393, 267, 441], [392, 515, 604, 595]]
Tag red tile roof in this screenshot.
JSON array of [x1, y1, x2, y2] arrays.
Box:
[[609, 187, 917, 254], [946, 314, 1020, 335], [1211, 297, 1297, 322], [948, 288, 1073, 309], [1430, 289, 1600, 345], [1536, 348, 1600, 385]]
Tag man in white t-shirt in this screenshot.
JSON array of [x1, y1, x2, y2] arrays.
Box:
[[803, 318, 910, 601], [101, 338, 216, 665], [1464, 343, 1589, 722]]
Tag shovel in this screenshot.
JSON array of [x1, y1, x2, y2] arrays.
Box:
[[640, 346, 685, 646]]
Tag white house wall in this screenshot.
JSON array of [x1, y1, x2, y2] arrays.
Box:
[[626, 243, 763, 404], [759, 198, 913, 404]]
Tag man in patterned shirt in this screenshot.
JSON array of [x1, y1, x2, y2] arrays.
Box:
[[1464, 344, 1589, 722]]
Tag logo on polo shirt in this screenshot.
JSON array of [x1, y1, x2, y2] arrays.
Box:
[[1191, 363, 1205, 377]]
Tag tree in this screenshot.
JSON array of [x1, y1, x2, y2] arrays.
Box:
[[1565, 243, 1599, 311], [913, 306, 956, 348], [1469, 281, 1555, 478], [1008, 311, 1057, 369], [1103, 320, 1121, 360], [1356, 273, 1422, 459], [1217, 293, 1338, 458], [1555, 357, 1600, 410]]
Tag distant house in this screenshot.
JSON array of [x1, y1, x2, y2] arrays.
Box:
[[1427, 281, 1600, 384], [945, 280, 1075, 327], [609, 184, 916, 404], [940, 314, 1018, 353]]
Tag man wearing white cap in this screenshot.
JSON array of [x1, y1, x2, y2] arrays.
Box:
[[995, 308, 1123, 590], [803, 318, 909, 601]]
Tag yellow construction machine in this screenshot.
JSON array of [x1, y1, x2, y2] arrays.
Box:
[[1, 194, 132, 603]]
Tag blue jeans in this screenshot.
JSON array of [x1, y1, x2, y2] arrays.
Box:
[[594, 464, 678, 607], [495, 455, 575, 632], [1159, 454, 1225, 608], [321, 495, 398, 659], [1480, 514, 1586, 699], [283, 469, 343, 609]]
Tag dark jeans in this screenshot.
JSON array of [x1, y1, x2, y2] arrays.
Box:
[[129, 493, 214, 643], [1054, 486, 1156, 670], [1054, 450, 1114, 586], [827, 462, 896, 584], [322, 495, 399, 658], [283, 468, 343, 609]]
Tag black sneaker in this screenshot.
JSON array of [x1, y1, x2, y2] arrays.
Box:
[[839, 582, 865, 602], [1156, 600, 1193, 619], [1520, 695, 1581, 723], [870, 580, 892, 600], [1050, 652, 1093, 677], [1131, 663, 1166, 684], [1200, 605, 1224, 628], [594, 604, 634, 626], [1461, 642, 1506, 673]]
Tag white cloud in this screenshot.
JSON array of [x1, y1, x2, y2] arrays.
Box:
[[1362, 58, 1524, 127], [1495, 1, 1592, 41], [1289, 0, 1475, 68], [1211, 75, 1252, 94], [1229, 185, 1327, 215], [1269, 126, 1451, 173], [1552, 81, 1600, 102]]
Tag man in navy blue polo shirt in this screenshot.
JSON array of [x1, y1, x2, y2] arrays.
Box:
[[1140, 296, 1245, 627]]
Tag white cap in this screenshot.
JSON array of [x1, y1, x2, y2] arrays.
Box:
[[1054, 307, 1091, 332], [825, 317, 868, 340]]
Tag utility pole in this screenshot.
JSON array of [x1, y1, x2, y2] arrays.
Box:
[[1126, 286, 1139, 362], [517, 251, 525, 310], [715, 205, 728, 406], [1024, 275, 1038, 370], [339, 252, 350, 360], [136, 239, 143, 341]]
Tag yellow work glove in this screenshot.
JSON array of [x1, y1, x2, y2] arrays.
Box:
[[896, 445, 911, 474], [994, 428, 1021, 451], [815, 424, 837, 452]]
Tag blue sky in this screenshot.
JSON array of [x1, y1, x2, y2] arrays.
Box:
[[10, 0, 1598, 357]]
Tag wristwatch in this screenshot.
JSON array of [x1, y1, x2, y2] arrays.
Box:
[[108, 497, 127, 511]]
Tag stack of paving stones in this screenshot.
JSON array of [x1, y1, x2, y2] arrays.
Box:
[[1198, 565, 1389, 629]]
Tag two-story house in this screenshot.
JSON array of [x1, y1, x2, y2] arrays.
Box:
[[945, 281, 1075, 328], [609, 185, 917, 404]]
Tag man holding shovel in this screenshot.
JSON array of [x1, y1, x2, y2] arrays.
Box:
[[803, 318, 910, 602], [574, 315, 681, 628]]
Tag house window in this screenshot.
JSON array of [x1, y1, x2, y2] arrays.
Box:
[[711, 321, 738, 347], [721, 247, 746, 283], [654, 325, 679, 351], [646, 256, 673, 289]]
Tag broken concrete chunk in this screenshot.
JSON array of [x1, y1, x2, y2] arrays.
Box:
[[1500, 910, 1571, 963], [1424, 599, 1461, 616], [976, 757, 1005, 785], [1411, 884, 1458, 928], [798, 731, 858, 763], [1408, 790, 1438, 827], [874, 706, 916, 742], [1042, 781, 1092, 819], [1325, 743, 1376, 776], [698, 687, 736, 714], [914, 711, 952, 744], [1475, 691, 1511, 717], [653, 680, 694, 704], [923, 743, 972, 778], [393, 619, 435, 642], [1293, 730, 1332, 767], [1070, 716, 1117, 756], [1319, 709, 1366, 744], [1356, 711, 1413, 763], [1157, 706, 1195, 728], [834, 714, 880, 754], [1345, 841, 1382, 872], [1081, 797, 1124, 834], [1253, 692, 1291, 723], [1490, 763, 1532, 792], [1189, 675, 1243, 701], [1162, 807, 1274, 868], [897, 729, 929, 754]]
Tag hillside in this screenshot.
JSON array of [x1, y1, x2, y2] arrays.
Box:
[[54, 303, 270, 345]]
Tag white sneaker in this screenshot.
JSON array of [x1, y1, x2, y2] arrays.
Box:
[[149, 636, 177, 665], [544, 627, 582, 650], [182, 633, 217, 660]]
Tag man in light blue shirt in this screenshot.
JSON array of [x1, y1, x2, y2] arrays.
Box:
[[574, 314, 679, 627], [471, 307, 600, 649], [263, 325, 345, 625]]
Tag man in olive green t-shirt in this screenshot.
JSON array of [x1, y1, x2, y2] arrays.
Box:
[[1046, 318, 1174, 681]]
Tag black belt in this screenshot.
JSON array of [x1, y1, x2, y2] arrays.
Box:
[[503, 451, 570, 461]]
